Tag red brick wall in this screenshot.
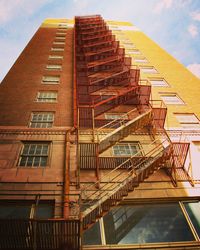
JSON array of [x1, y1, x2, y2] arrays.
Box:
[[0, 27, 73, 127]]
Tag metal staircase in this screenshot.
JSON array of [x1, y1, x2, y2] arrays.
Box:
[[80, 137, 172, 229], [74, 15, 173, 232]]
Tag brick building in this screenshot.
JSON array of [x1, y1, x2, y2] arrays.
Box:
[[0, 15, 200, 250]]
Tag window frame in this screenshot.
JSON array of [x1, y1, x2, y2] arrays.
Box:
[[36, 91, 58, 103], [140, 66, 158, 74], [46, 64, 62, 71], [29, 112, 54, 128], [160, 92, 185, 105], [112, 142, 142, 157], [18, 141, 51, 168], [105, 113, 128, 120], [42, 75, 60, 84], [149, 78, 169, 87], [83, 200, 200, 247], [175, 113, 200, 128]]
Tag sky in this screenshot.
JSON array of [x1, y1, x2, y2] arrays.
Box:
[[0, 0, 200, 81]]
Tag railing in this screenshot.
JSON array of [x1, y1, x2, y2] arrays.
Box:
[[95, 107, 138, 142], [80, 137, 171, 215]]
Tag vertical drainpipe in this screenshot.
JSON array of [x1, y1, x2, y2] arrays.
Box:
[[63, 129, 71, 219]]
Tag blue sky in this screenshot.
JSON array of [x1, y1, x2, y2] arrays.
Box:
[[0, 0, 200, 81]]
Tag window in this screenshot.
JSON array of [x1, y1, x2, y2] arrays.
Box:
[[134, 58, 148, 63], [53, 41, 65, 45], [183, 201, 200, 237], [56, 32, 66, 35], [113, 143, 142, 156], [0, 200, 54, 219], [42, 75, 60, 84], [37, 92, 57, 103], [149, 78, 169, 87], [55, 36, 66, 40], [175, 113, 200, 128], [30, 112, 54, 128], [49, 55, 63, 60], [105, 113, 128, 120], [140, 66, 158, 74], [46, 64, 62, 70], [103, 204, 195, 244], [126, 49, 141, 55], [160, 93, 184, 105], [18, 142, 50, 167], [83, 202, 199, 246], [51, 47, 64, 51]]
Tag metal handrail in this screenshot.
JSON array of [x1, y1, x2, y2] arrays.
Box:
[[81, 136, 170, 195]]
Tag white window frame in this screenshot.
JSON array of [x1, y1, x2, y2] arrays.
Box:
[[160, 93, 185, 105], [112, 143, 142, 157], [51, 47, 64, 51], [36, 92, 57, 103], [105, 113, 128, 120], [53, 41, 65, 45], [18, 142, 50, 167], [46, 64, 62, 70], [30, 112, 54, 128], [175, 113, 200, 128], [48, 55, 63, 60], [140, 66, 158, 74], [149, 78, 169, 87], [42, 76, 60, 84], [134, 58, 148, 63]]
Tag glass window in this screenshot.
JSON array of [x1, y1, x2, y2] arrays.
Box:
[[49, 55, 63, 60], [82, 221, 102, 245], [53, 41, 65, 45], [134, 58, 148, 63], [126, 49, 141, 55], [37, 92, 57, 103], [46, 64, 62, 70], [30, 112, 54, 128], [175, 113, 200, 128], [42, 75, 60, 84], [160, 93, 184, 105], [105, 113, 128, 120], [51, 47, 64, 51], [140, 66, 158, 74], [149, 78, 169, 87], [19, 142, 49, 167], [103, 204, 195, 244], [113, 143, 141, 156], [0, 201, 54, 219], [55, 36, 66, 40], [183, 201, 200, 237]]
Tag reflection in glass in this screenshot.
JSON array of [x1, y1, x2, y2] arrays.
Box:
[[104, 204, 195, 244], [184, 201, 200, 237], [83, 221, 101, 245]]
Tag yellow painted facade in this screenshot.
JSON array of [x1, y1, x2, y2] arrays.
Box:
[[110, 21, 200, 129]]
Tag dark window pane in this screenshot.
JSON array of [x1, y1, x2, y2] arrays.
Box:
[[104, 204, 195, 244], [40, 157, 47, 166], [19, 156, 27, 166], [0, 205, 31, 219], [83, 221, 101, 245], [184, 201, 200, 237], [35, 204, 54, 219]]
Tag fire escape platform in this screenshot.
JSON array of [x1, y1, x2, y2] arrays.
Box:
[[97, 109, 152, 153]]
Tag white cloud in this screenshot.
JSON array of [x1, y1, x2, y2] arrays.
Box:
[[153, 0, 173, 13], [188, 24, 198, 37], [191, 11, 200, 21], [187, 64, 200, 78], [0, 0, 53, 24]]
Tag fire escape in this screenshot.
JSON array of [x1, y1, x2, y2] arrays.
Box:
[[73, 15, 174, 231]]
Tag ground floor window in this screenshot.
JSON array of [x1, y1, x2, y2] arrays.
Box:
[[83, 201, 200, 246], [0, 200, 54, 219]]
